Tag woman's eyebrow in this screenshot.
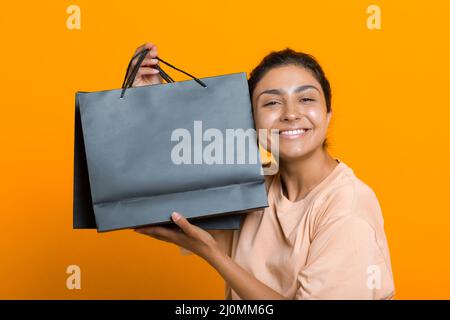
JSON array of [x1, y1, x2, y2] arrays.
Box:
[[256, 85, 320, 99]]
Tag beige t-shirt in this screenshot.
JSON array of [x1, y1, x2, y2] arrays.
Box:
[[181, 159, 395, 300]]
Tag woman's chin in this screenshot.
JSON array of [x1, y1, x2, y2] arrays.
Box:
[[279, 145, 320, 161], [278, 148, 311, 161]]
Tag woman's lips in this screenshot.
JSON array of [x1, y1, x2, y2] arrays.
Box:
[[278, 128, 311, 139]]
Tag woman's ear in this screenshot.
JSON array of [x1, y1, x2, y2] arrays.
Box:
[[326, 111, 332, 126]]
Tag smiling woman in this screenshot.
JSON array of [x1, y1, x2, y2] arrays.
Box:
[[132, 43, 395, 300]]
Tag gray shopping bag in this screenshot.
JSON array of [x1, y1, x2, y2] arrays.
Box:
[[73, 113, 244, 230], [73, 48, 268, 232]]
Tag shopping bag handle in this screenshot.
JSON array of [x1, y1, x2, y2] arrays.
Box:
[[120, 48, 207, 98]]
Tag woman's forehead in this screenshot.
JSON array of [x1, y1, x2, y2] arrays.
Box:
[[255, 65, 320, 90], [252, 65, 322, 100]]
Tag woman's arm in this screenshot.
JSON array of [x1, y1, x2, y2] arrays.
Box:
[[135, 211, 288, 300], [207, 243, 288, 299]]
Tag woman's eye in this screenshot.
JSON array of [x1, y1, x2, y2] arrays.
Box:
[[264, 101, 279, 106]]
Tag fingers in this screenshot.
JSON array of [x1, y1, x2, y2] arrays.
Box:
[[135, 67, 160, 77], [140, 57, 159, 67], [135, 225, 183, 243], [134, 42, 158, 59], [171, 212, 199, 238], [134, 212, 201, 243], [131, 42, 159, 71]]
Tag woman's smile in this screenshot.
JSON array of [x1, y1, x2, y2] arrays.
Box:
[[278, 127, 312, 139]]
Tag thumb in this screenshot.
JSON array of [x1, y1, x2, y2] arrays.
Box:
[[171, 212, 197, 237]]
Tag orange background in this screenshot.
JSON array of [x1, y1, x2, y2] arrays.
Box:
[[0, 0, 449, 299]]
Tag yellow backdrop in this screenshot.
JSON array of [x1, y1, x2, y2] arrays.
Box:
[[0, 0, 449, 299]]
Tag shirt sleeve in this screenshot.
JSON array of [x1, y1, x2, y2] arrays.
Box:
[[295, 214, 395, 300]]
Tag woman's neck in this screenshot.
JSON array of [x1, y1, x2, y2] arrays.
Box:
[[279, 148, 338, 202]]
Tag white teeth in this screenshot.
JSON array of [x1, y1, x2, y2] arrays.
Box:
[[280, 129, 308, 135]]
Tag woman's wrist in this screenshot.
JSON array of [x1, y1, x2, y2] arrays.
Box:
[[203, 241, 227, 266]]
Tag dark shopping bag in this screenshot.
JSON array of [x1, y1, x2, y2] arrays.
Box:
[[73, 48, 268, 232]]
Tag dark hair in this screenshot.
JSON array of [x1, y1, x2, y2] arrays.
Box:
[[248, 48, 332, 149]]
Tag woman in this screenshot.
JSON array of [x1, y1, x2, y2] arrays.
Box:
[[132, 42, 395, 300]]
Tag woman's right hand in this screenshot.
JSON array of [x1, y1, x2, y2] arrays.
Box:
[[130, 42, 162, 87]]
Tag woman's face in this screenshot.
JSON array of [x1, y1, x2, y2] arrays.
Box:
[[252, 64, 331, 161]]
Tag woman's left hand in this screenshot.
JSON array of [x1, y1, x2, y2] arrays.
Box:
[[134, 212, 287, 299], [134, 212, 219, 261]]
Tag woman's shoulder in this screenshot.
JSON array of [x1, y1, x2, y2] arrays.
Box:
[[315, 162, 384, 228]]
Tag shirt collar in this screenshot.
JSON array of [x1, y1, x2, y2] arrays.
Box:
[[269, 159, 348, 243]]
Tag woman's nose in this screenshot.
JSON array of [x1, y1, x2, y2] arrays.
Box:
[[281, 102, 301, 121]]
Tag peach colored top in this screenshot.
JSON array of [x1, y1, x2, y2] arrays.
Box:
[[181, 159, 395, 300]]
